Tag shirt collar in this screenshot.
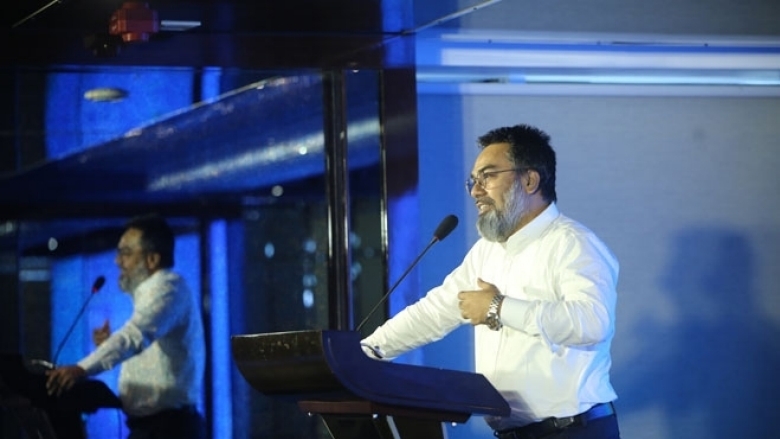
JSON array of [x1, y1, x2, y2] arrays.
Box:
[[502, 202, 560, 252]]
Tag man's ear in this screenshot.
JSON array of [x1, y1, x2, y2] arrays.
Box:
[[524, 170, 541, 194], [145, 252, 162, 271]]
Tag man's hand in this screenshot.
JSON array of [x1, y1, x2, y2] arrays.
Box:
[[45, 365, 86, 397], [92, 319, 111, 347], [458, 278, 500, 326]]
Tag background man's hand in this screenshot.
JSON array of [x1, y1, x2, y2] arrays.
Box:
[[458, 278, 500, 326], [45, 365, 86, 397], [92, 319, 111, 347]]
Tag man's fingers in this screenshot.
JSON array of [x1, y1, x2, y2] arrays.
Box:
[[45, 370, 62, 396], [45, 367, 84, 396], [458, 292, 485, 325], [93, 320, 111, 346]]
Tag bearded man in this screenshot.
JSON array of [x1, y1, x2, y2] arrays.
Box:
[[361, 124, 622, 439], [46, 214, 205, 439]]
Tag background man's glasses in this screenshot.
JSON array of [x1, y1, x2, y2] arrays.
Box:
[[465, 168, 523, 193], [116, 246, 145, 258]]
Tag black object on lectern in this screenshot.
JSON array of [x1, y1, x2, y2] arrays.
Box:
[[231, 330, 510, 439], [0, 354, 121, 439]]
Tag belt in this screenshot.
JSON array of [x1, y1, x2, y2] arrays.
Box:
[[494, 402, 615, 439]]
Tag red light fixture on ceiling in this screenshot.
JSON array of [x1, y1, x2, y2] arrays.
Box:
[[109, 2, 159, 43]]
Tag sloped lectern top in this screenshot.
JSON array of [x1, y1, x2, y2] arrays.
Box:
[[231, 330, 509, 418]]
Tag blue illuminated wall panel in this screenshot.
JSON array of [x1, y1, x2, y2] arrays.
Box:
[[208, 220, 232, 439]]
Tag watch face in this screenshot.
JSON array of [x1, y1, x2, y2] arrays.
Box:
[[486, 314, 502, 331]]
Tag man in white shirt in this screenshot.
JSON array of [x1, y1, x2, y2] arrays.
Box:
[[361, 124, 621, 439], [46, 214, 205, 439]]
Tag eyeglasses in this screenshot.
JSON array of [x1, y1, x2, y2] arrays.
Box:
[[465, 168, 523, 193], [116, 246, 144, 258]]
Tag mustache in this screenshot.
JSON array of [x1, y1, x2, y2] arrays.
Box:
[[476, 196, 495, 207]]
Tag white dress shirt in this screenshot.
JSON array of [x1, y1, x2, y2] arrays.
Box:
[[78, 269, 205, 417], [361, 203, 619, 430]]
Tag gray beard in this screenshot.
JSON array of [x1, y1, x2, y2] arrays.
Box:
[[119, 263, 151, 293], [477, 181, 526, 243]]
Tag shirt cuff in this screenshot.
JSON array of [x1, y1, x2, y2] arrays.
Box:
[[498, 296, 539, 336]]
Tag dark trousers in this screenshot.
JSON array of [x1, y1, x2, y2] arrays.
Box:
[[126, 406, 206, 439], [496, 415, 620, 439]]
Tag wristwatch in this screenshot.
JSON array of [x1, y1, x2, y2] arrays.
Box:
[[485, 294, 504, 331]]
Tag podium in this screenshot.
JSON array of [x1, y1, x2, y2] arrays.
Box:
[[0, 354, 121, 439], [231, 330, 509, 439]]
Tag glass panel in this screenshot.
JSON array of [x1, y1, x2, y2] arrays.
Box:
[[344, 70, 385, 333], [0, 66, 387, 439], [230, 69, 385, 438]]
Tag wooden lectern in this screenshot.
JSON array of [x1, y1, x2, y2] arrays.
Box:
[[231, 330, 509, 439]]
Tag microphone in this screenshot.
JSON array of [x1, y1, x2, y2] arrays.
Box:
[[355, 215, 458, 332], [52, 275, 106, 365]]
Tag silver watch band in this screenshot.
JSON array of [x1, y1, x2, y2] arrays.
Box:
[[486, 294, 504, 331]]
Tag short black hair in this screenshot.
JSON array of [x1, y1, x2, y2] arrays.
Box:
[[477, 124, 557, 203], [125, 213, 175, 268]]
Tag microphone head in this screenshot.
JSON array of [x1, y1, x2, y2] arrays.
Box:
[[92, 275, 106, 294], [432, 214, 459, 242]]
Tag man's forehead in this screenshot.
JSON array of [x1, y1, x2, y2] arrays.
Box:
[[119, 228, 142, 246], [473, 143, 511, 171]]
